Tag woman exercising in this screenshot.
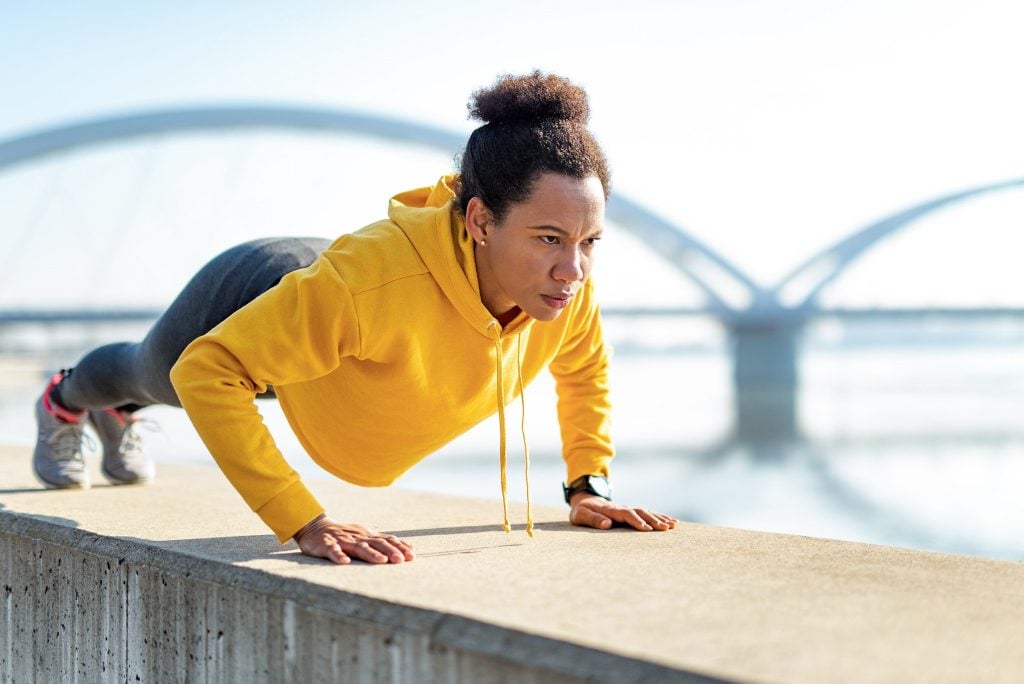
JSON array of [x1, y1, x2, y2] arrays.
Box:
[[32, 71, 678, 565]]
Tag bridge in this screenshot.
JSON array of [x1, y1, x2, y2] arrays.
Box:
[[2, 105, 1022, 440]]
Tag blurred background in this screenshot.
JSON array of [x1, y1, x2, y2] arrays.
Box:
[[1, 1, 1021, 560]]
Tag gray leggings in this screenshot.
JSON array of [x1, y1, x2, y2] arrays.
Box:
[[58, 237, 331, 412]]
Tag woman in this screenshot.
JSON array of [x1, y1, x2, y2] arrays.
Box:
[[32, 71, 678, 565]]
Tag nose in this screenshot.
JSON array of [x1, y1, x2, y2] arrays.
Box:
[[552, 246, 585, 284]]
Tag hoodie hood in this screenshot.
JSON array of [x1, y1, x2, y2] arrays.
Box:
[[388, 175, 531, 338]]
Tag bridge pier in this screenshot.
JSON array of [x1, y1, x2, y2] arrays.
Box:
[[731, 319, 800, 442]]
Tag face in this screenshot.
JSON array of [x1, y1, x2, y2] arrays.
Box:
[[466, 172, 605, 323]]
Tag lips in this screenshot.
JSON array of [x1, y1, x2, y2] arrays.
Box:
[[541, 293, 573, 309]]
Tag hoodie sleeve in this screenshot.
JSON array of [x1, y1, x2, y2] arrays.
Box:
[[548, 280, 614, 484], [169, 256, 360, 542]]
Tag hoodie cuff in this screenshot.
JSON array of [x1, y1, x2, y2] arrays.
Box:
[[256, 480, 326, 543], [565, 454, 612, 486]]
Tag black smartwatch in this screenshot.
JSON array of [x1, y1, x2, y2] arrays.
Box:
[[563, 475, 612, 504]]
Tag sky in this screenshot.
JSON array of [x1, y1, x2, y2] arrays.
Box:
[[1, 0, 1022, 309]]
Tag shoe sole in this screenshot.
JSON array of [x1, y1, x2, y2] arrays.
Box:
[[33, 470, 91, 490], [101, 464, 154, 486]]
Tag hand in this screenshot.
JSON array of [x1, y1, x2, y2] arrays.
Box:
[[569, 493, 678, 532], [293, 515, 415, 565]]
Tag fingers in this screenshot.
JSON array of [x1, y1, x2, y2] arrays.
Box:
[[655, 512, 679, 529], [348, 539, 391, 564], [611, 507, 680, 531], [310, 533, 412, 565], [635, 508, 675, 531], [570, 500, 680, 532], [295, 517, 415, 565], [609, 506, 654, 531], [320, 534, 351, 565], [569, 502, 613, 529], [336, 535, 414, 564], [383, 534, 417, 561]]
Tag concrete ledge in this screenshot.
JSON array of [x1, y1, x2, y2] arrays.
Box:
[[1, 514, 698, 683], [1, 445, 1023, 683]]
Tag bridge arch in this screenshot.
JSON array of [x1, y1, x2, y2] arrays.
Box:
[[0, 105, 758, 314], [773, 177, 1024, 308]]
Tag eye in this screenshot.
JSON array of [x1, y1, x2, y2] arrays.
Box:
[[583, 237, 602, 247], [539, 235, 560, 245]]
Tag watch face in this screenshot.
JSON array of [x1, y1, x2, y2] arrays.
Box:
[[588, 476, 612, 499]]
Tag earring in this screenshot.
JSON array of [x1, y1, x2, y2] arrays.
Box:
[[480, 239, 487, 246]]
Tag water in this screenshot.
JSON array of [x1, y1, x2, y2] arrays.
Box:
[[1, 319, 1021, 562]]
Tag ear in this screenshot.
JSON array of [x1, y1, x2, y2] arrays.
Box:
[[464, 197, 493, 245]]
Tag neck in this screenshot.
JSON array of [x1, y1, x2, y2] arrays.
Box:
[[473, 241, 516, 325], [495, 307, 520, 328]]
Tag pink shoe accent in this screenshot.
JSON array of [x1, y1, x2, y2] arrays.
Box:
[[102, 406, 130, 426], [42, 373, 87, 424]]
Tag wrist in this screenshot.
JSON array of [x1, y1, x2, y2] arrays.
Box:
[[569, 491, 604, 507], [563, 474, 612, 504], [293, 513, 326, 542]]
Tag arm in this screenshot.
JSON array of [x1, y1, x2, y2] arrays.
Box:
[[550, 283, 678, 532], [169, 256, 413, 563], [548, 281, 614, 484]]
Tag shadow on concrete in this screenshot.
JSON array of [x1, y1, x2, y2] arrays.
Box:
[[19, 512, 81, 528], [0, 486, 47, 494], [414, 543, 524, 558], [0, 500, 81, 529], [138, 531, 537, 566], [387, 521, 621, 537], [135, 534, 292, 564], [0, 482, 127, 495]]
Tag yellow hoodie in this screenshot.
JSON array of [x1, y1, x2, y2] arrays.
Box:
[[170, 175, 613, 542]]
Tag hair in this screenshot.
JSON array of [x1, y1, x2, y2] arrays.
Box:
[[454, 70, 611, 223]]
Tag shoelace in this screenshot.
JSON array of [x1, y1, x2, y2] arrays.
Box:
[[118, 417, 160, 456], [45, 422, 96, 462], [100, 408, 160, 456]]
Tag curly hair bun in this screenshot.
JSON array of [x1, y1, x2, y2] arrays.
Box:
[[468, 70, 590, 125]]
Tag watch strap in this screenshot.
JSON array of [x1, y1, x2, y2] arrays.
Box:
[[563, 475, 612, 504]]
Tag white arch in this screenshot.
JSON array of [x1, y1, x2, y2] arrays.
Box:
[[773, 178, 1024, 308], [0, 104, 758, 314]]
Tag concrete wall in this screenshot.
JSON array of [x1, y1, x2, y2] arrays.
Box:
[[1, 512, 702, 684], [4, 448, 1024, 684]]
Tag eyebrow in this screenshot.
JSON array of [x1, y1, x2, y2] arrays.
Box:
[[526, 225, 604, 239]]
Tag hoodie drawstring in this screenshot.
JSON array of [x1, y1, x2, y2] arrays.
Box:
[[516, 333, 534, 537], [489, 322, 533, 537], [492, 327, 510, 533]]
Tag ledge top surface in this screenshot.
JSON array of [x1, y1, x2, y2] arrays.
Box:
[[1, 444, 1022, 683]]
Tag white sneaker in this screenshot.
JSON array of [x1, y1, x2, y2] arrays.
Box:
[[32, 374, 90, 489], [89, 408, 156, 485]]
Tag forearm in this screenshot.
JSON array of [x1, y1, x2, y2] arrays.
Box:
[[556, 376, 614, 482], [170, 341, 324, 542], [551, 289, 615, 481]]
